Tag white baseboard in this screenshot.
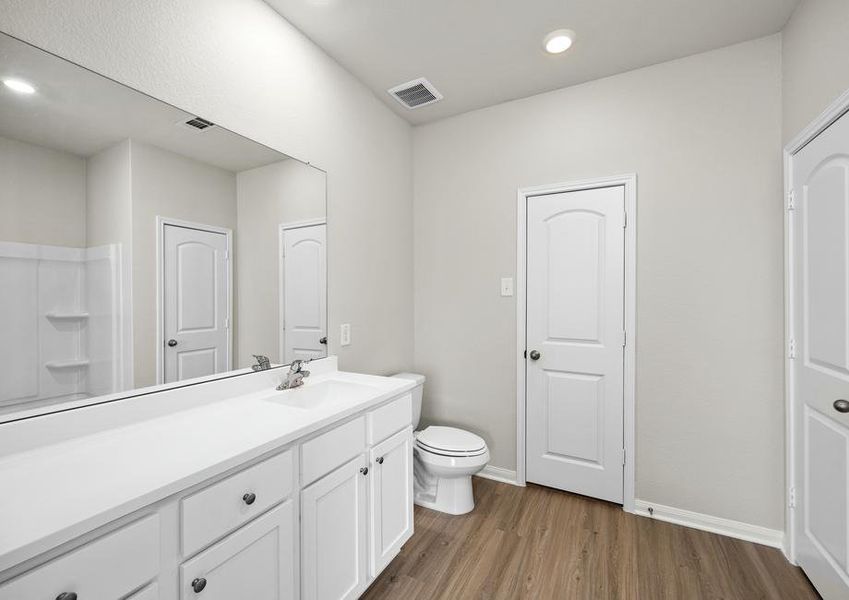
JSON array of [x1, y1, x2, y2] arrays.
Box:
[[634, 499, 784, 549], [475, 465, 522, 486]]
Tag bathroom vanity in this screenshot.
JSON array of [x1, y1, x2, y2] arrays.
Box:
[[0, 358, 415, 600]]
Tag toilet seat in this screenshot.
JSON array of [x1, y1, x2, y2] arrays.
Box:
[[415, 426, 487, 457]]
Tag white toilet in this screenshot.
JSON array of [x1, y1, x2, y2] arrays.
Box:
[[392, 372, 490, 515]]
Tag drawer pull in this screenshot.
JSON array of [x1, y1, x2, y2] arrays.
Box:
[[242, 492, 257, 505], [360, 466, 369, 476], [56, 594, 78, 600], [376, 456, 384, 464], [192, 577, 207, 593]]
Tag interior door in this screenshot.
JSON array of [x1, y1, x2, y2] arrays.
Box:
[[281, 223, 327, 363], [369, 427, 414, 577], [791, 109, 849, 599], [525, 185, 625, 503], [300, 454, 368, 600], [162, 223, 230, 383]]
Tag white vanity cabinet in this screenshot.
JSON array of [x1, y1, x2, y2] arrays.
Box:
[[0, 386, 414, 600]]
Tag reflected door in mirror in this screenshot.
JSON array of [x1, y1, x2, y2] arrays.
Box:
[[281, 222, 327, 363], [162, 223, 231, 383]]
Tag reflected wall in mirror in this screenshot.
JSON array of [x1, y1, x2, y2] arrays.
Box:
[[0, 33, 327, 417]]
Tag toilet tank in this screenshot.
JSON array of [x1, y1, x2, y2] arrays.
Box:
[[391, 372, 425, 429]]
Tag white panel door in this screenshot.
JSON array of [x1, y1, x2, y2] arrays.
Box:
[[301, 454, 368, 600], [791, 109, 849, 599], [281, 224, 327, 363], [180, 500, 296, 600], [526, 186, 625, 503], [163, 223, 230, 383], [369, 427, 414, 577]]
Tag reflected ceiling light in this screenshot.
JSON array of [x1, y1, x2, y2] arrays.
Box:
[[544, 29, 575, 54], [3, 78, 36, 94]]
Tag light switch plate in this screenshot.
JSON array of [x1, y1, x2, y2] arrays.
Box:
[[340, 323, 351, 346], [501, 277, 514, 297]]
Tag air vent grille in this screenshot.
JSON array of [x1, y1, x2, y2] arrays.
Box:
[[183, 116, 215, 130], [388, 78, 443, 110]]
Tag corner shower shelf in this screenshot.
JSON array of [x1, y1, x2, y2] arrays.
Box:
[[45, 359, 91, 369], [46, 312, 90, 320]]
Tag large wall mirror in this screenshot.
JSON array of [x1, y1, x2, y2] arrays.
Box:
[[0, 33, 328, 419]]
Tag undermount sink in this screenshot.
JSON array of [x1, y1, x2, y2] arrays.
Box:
[[265, 379, 381, 410]]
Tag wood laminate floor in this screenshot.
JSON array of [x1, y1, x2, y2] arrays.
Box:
[[362, 478, 819, 600]]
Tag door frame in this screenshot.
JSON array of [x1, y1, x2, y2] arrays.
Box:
[[515, 174, 637, 513], [155, 216, 233, 385], [277, 218, 327, 364], [783, 85, 849, 564]]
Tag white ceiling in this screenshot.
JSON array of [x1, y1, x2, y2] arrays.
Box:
[[266, 0, 799, 125], [0, 33, 288, 172]]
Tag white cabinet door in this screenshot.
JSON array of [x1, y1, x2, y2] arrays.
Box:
[[301, 455, 368, 600], [179, 501, 296, 600], [369, 427, 413, 577]]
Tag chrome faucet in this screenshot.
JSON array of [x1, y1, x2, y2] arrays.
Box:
[[251, 355, 271, 371], [277, 359, 311, 390]]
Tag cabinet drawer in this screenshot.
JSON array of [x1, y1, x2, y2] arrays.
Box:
[[368, 394, 412, 444], [301, 416, 366, 486], [0, 514, 159, 600], [182, 449, 294, 557]]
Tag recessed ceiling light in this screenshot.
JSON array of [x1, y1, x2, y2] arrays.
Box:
[[544, 29, 576, 55], [3, 78, 36, 94]]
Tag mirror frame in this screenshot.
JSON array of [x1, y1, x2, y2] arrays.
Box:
[[0, 31, 329, 424]]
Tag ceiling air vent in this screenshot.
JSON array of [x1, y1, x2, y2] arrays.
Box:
[[388, 78, 443, 110], [180, 116, 215, 131]]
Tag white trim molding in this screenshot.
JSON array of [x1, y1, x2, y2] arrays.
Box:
[[475, 465, 521, 486], [634, 500, 784, 550], [783, 85, 849, 565], [515, 174, 637, 513]]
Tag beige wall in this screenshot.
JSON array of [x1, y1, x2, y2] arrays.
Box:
[[236, 159, 325, 367], [413, 36, 784, 529], [0, 0, 414, 377], [86, 140, 132, 249], [130, 140, 238, 387], [0, 135, 86, 247], [782, 0, 849, 143]]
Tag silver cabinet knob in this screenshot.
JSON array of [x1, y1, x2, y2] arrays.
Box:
[[360, 466, 369, 476], [834, 399, 849, 413], [376, 457, 384, 465], [167, 339, 178, 347], [529, 350, 541, 360]]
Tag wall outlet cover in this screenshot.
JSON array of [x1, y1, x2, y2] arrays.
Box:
[[501, 277, 514, 297], [340, 323, 351, 346]]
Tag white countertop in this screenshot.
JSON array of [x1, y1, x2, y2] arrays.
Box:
[[0, 368, 413, 573]]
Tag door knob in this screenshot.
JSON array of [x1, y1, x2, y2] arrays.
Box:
[[376, 456, 384, 464], [360, 466, 369, 476], [167, 339, 178, 347], [242, 492, 256, 505], [834, 399, 849, 413], [529, 350, 541, 361], [192, 577, 207, 593], [319, 336, 327, 345]]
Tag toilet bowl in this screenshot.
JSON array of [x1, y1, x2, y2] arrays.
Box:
[[392, 373, 490, 515]]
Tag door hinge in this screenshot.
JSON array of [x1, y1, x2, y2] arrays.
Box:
[[787, 189, 796, 212], [623, 212, 628, 229], [523, 349, 527, 359], [789, 485, 796, 509], [788, 338, 796, 359], [622, 330, 627, 347], [622, 448, 626, 466], [224, 250, 230, 261], [224, 317, 230, 329]]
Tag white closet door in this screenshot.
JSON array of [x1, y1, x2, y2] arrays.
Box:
[[281, 224, 327, 363], [791, 108, 849, 600], [525, 186, 625, 503], [162, 223, 230, 383]]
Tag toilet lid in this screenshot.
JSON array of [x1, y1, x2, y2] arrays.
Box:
[[416, 426, 486, 454]]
